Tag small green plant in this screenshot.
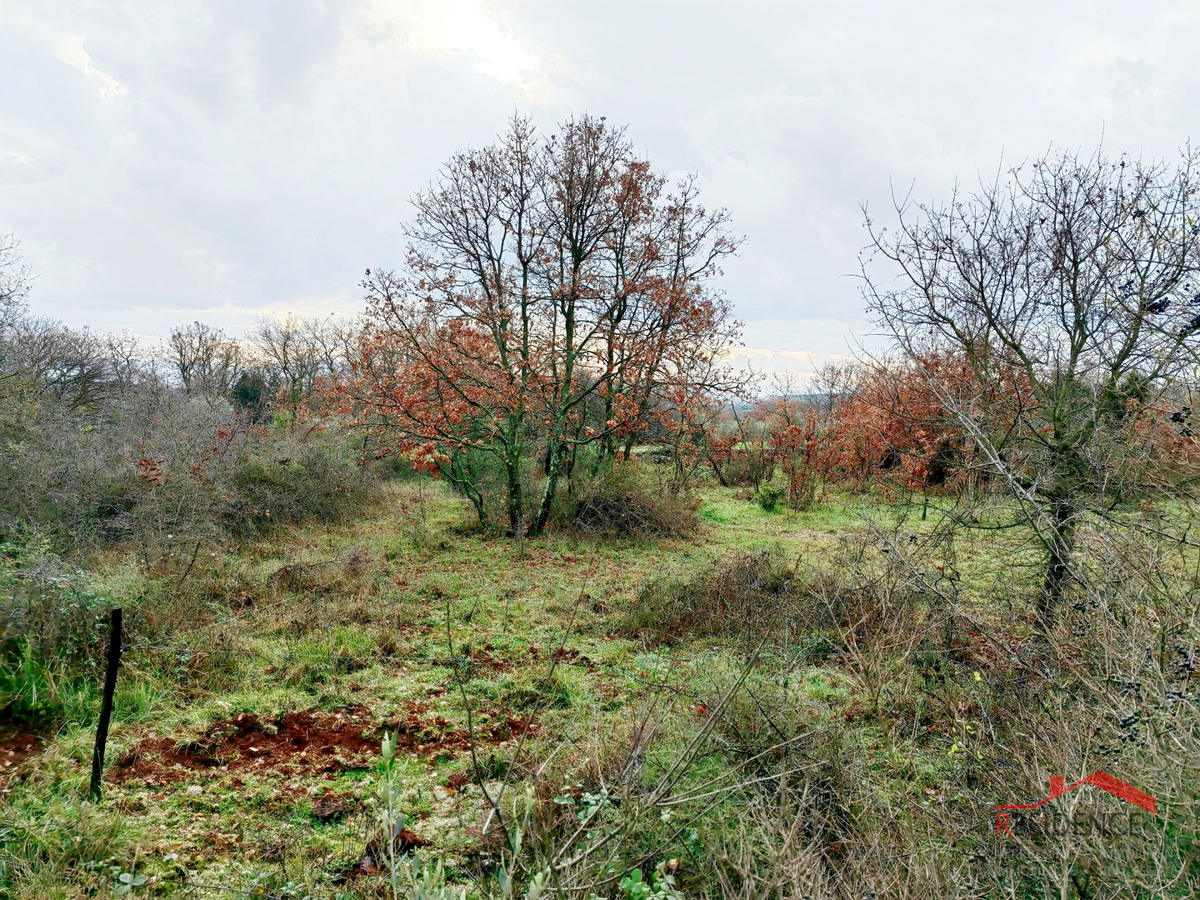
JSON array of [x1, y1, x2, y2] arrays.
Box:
[[377, 730, 407, 900], [553, 783, 612, 826], [578, 786, 611, 823], [243, 871, 311, 897], [493, 788, 550, 900], [368, 733, 525, 900], [756, 485, 785, 512], [404, 854, 466, 900], [614, 862, 684, 900], [111, 869, 147, 896]]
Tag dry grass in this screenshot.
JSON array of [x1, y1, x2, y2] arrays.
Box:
[[2, 478, 1197, 897]]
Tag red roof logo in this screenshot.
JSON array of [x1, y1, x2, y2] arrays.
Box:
[[995, 771, 1157, 835]]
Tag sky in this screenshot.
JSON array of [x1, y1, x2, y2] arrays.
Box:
[[2, 0, 1199, 376]]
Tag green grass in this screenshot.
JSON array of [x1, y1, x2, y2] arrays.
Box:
[[2, 477, 1196, 897]]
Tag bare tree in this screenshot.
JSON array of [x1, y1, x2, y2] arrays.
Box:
[[865, 146, 1200, 619], [304, 315, 357, 380], [0, 234, 31, 329], [167, 321, 242, 396], [248, 314, 331, 416], [813, 359, 860, 415], [5, 318, 112, 411], [104, 330, 155, 392]]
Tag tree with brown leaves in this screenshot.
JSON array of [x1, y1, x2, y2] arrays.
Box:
[[350, 115, 743, 535]]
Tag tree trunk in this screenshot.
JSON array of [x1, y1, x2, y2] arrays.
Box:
[[622, 434, 637, 461], [505, 456, 524, 537], [531, 440, 564, 536], [1039, 497, 1076, 622], [708, 458, 729, 487]]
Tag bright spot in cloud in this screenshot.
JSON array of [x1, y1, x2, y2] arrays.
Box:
[[51, 34, 127, 98], [373, 0, 537, 84]]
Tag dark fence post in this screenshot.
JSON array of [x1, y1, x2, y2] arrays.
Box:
[[89, 607, 122, 802]]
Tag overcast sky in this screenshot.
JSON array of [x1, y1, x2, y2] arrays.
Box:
[[2, 1, 1198, 373]]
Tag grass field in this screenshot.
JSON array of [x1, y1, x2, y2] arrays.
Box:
[[2, 477, 1195, 898]]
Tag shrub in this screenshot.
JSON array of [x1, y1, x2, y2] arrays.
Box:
[[756, 484, 786, 512], [626, 547, 798, 644], [0, 533, 109, 722], [560, 462, 698, 538], [625, 531, 948, 651], [0, 357, 376, 565], [717, 445, 777, 490], [225, 431, 370, 537]]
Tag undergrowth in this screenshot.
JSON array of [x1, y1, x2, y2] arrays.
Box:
[[1, 483, 1197, 898]]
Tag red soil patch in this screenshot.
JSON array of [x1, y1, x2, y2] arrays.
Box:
[[0, 724, 44, 790], [390, 701, 539, 762], [112, 702, 540, 787], [112, 706, 381, 786]]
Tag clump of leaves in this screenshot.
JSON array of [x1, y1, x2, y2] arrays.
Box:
[[615, 862, 684, 900]]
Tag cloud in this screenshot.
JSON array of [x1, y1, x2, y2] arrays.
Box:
[[1, 0, 1197, 352], [50, 33, 128, 98], [353, 0, 577, 105], [391, 0, 536, 83]]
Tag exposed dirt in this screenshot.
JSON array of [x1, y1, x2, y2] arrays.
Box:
[[0, 724, 44, 790], [112, 706, 381, 786], [112, 702, 540, 786], [390, 701, 540, 762]]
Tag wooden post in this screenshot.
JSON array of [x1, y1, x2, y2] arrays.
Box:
[[89, 607, 122, 802]]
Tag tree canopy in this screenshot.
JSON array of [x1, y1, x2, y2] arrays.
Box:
[[350, 115, 745, 534]]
